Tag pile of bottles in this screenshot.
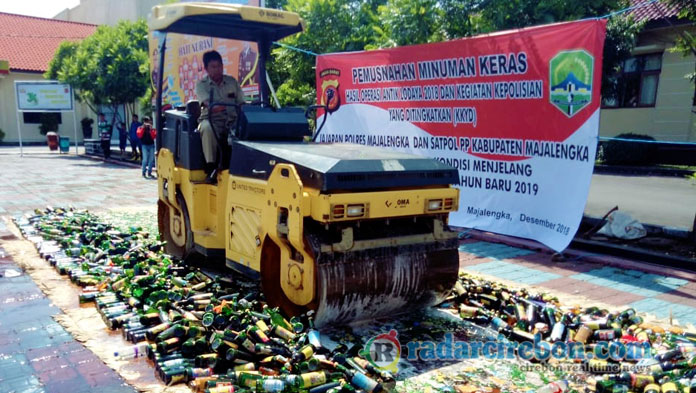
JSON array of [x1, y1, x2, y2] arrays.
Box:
[[451, 275, 696, 393], [15, 207, 696, 393], [16, 207, 391, 393]]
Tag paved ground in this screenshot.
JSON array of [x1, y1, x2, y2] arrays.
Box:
[[0, 222, 136, 393], [0, 148, 152, 393], [459, 236, 696, 327], [586, 173, 696, 230], [0, 147, 157, 214], [0, 146, 695, 392]]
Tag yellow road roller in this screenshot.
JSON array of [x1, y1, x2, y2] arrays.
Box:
[[150, 2, 460, 325]]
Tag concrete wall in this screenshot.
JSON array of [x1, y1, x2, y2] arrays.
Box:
[[54, 0, 163, 25], [599, 25, 696, 142], [0, 72, 93, 144]]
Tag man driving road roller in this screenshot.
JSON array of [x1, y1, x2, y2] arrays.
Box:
[[195, 50, 245, 184]]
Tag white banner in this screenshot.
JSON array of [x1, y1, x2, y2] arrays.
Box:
[[317, 104, 599, 252], [15, 81, 73, 111]]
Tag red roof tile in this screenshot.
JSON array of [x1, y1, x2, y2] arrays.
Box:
[[630, 0, 682, 23], [0, 12, 96, 73]]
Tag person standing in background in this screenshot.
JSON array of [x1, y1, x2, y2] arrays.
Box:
[[98, 113, 111, 160], [137, 116, 157, 179], [129, 114, 142, 161], [117, 121, 127, 158]]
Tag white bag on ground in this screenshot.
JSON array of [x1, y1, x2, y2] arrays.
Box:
[[597, 211, 647, 240]]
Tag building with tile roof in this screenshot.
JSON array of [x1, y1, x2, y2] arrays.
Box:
[[600, 0, 696, 153], [0, 12, 96, 144]]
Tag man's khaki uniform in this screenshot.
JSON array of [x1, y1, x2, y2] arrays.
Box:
[[195, 75, 245, 164]]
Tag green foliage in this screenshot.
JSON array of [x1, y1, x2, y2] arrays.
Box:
[[602, 16, 644, 99], [467, 0, 638, 101], [474, 0, 626, 32], [45, 40, 79, 80], [45, 19, 150, 121], [268, 0, 640, 107], [268, 0, 386, 106], [601, 133, 658, 166], [439, 0, 483, 39], [688, 171, 696, 185], [80, 117, 94, 129], [666, 0, 696, 81], [38, 113, 60, 135], [139, 87, 154, 115], [80, 117, 94, 138], [275, 78, 316, 107], [376, 0, 444, 47]]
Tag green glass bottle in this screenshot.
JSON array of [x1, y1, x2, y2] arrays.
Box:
[[292, 344, 316, 363]]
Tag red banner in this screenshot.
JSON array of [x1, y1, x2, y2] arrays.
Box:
[[316, 20, 607, 251]]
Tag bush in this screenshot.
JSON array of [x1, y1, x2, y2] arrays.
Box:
[[81, 117, 94, 138], [80, 117, 94, 129], [38, 113, 60, 135], [600, 133, 658, 166]]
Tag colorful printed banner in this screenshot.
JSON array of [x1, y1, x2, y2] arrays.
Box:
[[316, 20, 607, 251]]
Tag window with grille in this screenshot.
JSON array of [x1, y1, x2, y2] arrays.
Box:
[[23, 112, 62, 124], [602, 53, 662, 108]]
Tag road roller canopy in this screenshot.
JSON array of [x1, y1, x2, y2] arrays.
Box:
[[148, 2, 304, 42]]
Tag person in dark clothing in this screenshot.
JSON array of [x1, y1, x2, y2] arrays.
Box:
[[137, 116, 157, 178], [117, 121, 127, 158], [129, 114, 142, 161], [98, 113, 111, 160]]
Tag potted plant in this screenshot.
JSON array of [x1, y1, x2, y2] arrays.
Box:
[[39, 113, 60, 151], [81, 117, 94, 139]]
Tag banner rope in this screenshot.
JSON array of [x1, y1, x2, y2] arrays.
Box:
[[272, 41, 318, 56], [598, 136, 696, 146], [595, 0, 659, 19]]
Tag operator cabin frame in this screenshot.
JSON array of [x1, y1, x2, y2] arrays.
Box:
[[150, 3, 305, 149]]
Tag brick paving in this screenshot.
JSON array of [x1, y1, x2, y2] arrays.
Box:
[[0, 222, 135, 393], [0, 148, 148, 392], [459, 236, 696, 326], [0, 147, 157, 213]]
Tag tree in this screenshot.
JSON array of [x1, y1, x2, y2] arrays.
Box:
[[601, 16, 644, 100], [269, 0, 641, 107], [267, 0, 385, 107], [46, 41, 90, 109], [439, 0, 485, 40], [375, 0, 444, 47], [38, 113, 60, 135], [470, 0, 628, 33], [434, 0, 639, 99], [666, 0, 696, 81], [46, 19, 150, 130]]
